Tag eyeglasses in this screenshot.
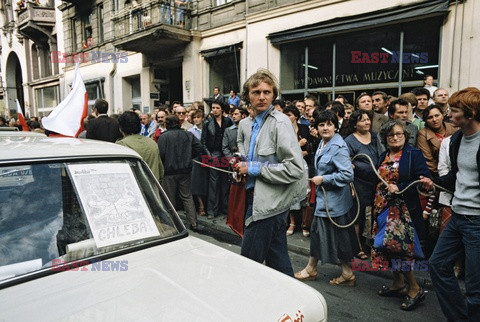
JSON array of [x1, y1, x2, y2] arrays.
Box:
[[387, 132, 405, 138], [176, 112, 186, 115]]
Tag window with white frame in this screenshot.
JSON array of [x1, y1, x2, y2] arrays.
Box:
[[35, 85, 59, 116]]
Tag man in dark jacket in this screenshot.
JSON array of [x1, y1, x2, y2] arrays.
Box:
[[158, 115, 203, 231], [86, 99, 122, 143], [201, 100, 233, 219]]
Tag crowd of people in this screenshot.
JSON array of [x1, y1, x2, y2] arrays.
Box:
[[3, 72, 479, 320]]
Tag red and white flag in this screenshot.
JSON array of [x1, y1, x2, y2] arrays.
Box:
[[16, 99, 29, 132], [42, 63, 88, 137]]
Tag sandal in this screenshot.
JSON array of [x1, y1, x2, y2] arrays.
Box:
[[401, 288, 425, 311], [356, 251, 369, 260], [302, 229, 310, 237], [329, 274, 356, 286], [286, 224, 295, 236], [378, 285, 408, 298], [198, 207, 206, 216], [294, 268, 317, 281]]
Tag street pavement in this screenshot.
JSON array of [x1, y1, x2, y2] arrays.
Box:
[[178, 211, 452, 322]]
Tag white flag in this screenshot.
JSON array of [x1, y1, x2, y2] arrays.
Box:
[[42, 63, 88, 137]]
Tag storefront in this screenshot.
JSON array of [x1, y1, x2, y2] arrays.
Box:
[[270, 0, 447, 106]]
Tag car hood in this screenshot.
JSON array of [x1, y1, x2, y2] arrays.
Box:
[[0, 236, 327, 321]]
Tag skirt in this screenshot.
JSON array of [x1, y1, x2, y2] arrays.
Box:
[[310, 213, 356, 265]]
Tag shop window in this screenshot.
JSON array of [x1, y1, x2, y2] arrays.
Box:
[[335, 27, 401, 86], [35, 85, 59, 116], [208, 53, 240, 98], [307, 40, 334, 89], [402, 19, 440, 80], [280, 17, 441, 100], [280, 43, 305, 91]]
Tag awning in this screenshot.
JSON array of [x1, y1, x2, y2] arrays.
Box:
[[201, 42, 243, 58], [268, 0, 449, 45]]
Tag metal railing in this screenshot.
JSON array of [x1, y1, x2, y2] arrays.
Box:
[[112, 1, 192, 39]]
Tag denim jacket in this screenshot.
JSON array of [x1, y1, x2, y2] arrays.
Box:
[[314, 133, 354, 217]]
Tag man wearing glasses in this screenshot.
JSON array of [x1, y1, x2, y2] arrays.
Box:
[[175, 105, 193, 130]]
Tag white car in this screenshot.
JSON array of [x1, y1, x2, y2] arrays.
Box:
[[0, 132, 327, 321]]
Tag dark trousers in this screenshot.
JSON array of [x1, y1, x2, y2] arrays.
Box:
[[162, 173, 197, 226], [241, 191, 294, 277], [429, 212, 480, 321], [207, 151, 229, 217]]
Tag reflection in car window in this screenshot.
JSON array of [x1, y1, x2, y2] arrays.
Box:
[[0, 160, 179, 282]]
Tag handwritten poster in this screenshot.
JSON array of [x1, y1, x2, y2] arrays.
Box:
[[67, 163, 160, 248]]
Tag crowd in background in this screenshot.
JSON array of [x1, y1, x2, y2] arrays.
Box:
[[3, 74, 478, 316]]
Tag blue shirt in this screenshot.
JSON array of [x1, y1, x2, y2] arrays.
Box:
[[228, 96, 240, 107], [245, 108, 269, 189]]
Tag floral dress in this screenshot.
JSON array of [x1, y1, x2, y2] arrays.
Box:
[[371, 151, 419, 267]]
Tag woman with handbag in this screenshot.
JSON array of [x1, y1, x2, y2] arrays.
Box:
[[373, 120, 431, 311], [294, 110, 356, 286], [344, 109, 380, 260]]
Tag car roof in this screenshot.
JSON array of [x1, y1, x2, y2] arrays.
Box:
[[0, 133, 141, 162]]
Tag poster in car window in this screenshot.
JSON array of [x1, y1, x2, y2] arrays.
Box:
[[67, 163, 160, 248]]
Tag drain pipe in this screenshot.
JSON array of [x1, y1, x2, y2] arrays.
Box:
[[457, 0, 465, 90], [448, 0, 458, 88], [244, 0, 248, 86], [109, 48, 118, 113]]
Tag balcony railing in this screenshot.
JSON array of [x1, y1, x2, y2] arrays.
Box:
[[112, 1, 192, 39], [16, 1, 55, 28]]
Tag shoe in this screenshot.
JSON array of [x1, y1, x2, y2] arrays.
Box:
[[189, 224, 198, 232], [207, 214, 214, 220], [401, 288, 425, 311], [286, 224, 295, 236], [294, 268, 317, 281], [198, 207, 206, 216], [356, 251, 369, 260], [302, 229, 310, 237], [378, 285, 408, 298], [329, 274, 356, 286]]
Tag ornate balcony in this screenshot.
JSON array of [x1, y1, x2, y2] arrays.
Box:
[[16, 1, 55, 44], [112, 0, 192, 59]]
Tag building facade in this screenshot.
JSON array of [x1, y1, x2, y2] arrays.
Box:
[[1, 0, 479, 117]]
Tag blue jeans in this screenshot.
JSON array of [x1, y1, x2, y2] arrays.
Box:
[[240, 191, 294, 277], [429, 212, 480, 321]]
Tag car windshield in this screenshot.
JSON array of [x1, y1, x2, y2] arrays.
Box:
[[0, 159, 181, 282]]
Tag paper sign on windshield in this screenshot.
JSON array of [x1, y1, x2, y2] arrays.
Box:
[[67, 163, 160, 248]]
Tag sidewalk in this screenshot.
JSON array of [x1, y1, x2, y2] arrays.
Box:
[[179, 211, 435, 289]]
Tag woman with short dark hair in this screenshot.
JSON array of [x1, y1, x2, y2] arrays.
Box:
[[295, 110, 356, 286]]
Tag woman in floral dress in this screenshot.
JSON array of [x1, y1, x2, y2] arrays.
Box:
[[373, 120, 431, 311]]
